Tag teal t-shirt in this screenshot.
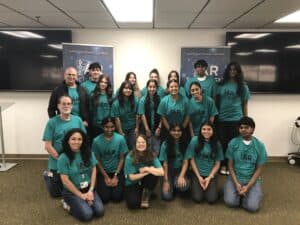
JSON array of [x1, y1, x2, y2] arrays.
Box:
[[81, 80, 97, 97], [43, 115, 86, 170], [141, 85, 166, 99], [217, 82, 250, 121], [186, 136, 223, 176], [184, 75, 217, 98], [68, 87, 80, 116], [159, 141, 188, 169], [93, 94, 111, 127], [188, 95, 218, 135], [137, 95, 157, 133], [124, 153, 162, 186], [57, 152, 98, 190], [226, 136, 268, 183], [111, 97, 138, 132], [157, 95, 188, 125], [92, 132, 128, 173]]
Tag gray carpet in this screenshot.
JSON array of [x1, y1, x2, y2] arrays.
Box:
[[0, 160, 299, 225]]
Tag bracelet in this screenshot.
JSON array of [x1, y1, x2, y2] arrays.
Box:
[[158, 127, 161, 129], [88, 186, 94, 192]]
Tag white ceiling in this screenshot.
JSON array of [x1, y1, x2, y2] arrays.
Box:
[[1, 0, 300, 29]]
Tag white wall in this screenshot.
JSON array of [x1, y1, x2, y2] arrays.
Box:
[[1, 29, 299, 156]]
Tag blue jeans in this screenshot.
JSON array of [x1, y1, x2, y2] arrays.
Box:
[[161, 169, 190, 201], [191, 173, 218, 203], [43, 170, 63, 198], [224, 177, 263, 212], [62, 189, 104, 221]]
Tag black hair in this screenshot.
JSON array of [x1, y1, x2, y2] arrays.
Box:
[[131, 134, 155, 165], [168, 70, 180, 83], [92, 74, 113, 107], [195, 121, 218, 157], [149, 68, 159, 76], [239, 116, 255, 128], [101, 117, 116, 127], [165, 124, 187, 162], [62, 128, 91, 166], [88, 62, 101, 70], [125, 71, 136, 79], [194, 59, 208, 69], [166, 79, 179, 88], [220, 61, 245, 96], [144, 79, 161, 130], [189, 81, 202, 98], [118, 81, 135, 110]]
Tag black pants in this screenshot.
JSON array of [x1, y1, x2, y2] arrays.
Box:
[[96, 172, 124, 204], [125, 174, 158, 209], [217, 121, 240, 167]]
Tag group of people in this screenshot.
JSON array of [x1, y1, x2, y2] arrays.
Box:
[[42, 60, 268, 221]]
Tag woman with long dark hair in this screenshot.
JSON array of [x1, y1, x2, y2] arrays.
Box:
[[90, 74, 113, 139], [92, 117, 128, 203], [157, 79, 189, 132], [141, 68, 165, 99], [138, 79, 162, 155], [167, 70, 187, 98], [216, 62, 250, 175], [187, 81, 218, 137], [124, 135, 164, 209], [111, 81, 139, 150], [159, 124, 190, 200], [186, 121, 223, 203], [125, 71, 141, 98], [57, 128, 104, 221]]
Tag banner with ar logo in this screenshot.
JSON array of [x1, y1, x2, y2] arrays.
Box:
[[180, 47, 230, 85], [63, 43, 114, 88]]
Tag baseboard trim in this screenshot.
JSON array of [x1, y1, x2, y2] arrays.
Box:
[[3, 154, 287, 162], [268, 156, 286, 163], [4, 154, 48, 160]]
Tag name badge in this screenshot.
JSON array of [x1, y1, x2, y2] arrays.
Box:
[[80, 181, 88, 189]]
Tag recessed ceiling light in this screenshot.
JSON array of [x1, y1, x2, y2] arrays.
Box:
[[103, 0, 153, 22], [234, 33, 270, 39], [275, 9, 300, 23]]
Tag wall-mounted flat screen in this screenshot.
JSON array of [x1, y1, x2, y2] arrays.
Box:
[[226, 32, 300, 93], [0, 30, 72, 91]]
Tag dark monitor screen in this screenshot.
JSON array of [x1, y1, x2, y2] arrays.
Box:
[[0, 30, 72, 91], [226, 32, 300, 93]]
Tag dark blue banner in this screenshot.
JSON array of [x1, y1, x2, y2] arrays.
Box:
[[180, 47, 230, 85], [63, 43, 114, 87]]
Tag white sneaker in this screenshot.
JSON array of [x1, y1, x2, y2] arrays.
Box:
[[220, 167, 228, 175], [61, 199, 70, 212]]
